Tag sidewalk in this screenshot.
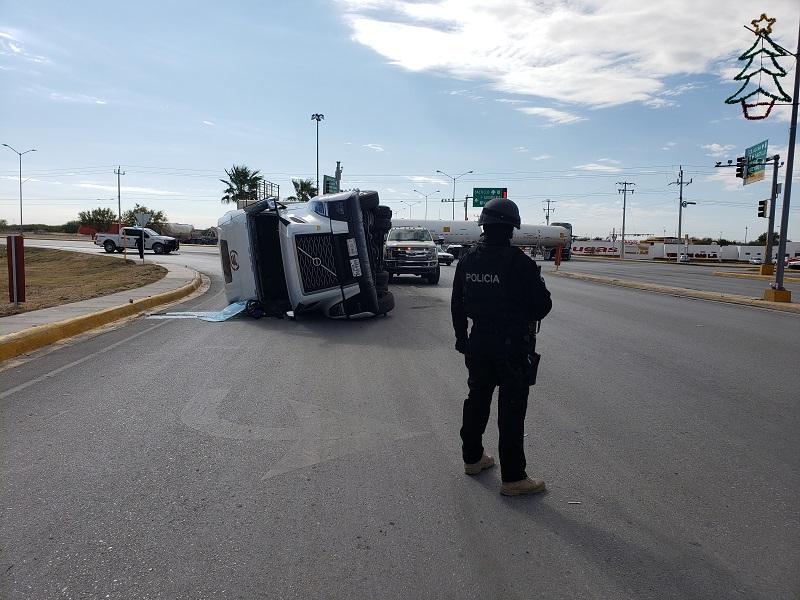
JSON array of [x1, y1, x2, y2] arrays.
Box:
[[0, 264, 202, 361]]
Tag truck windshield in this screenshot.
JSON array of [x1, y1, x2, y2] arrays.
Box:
[[388, 229, 432, 242]]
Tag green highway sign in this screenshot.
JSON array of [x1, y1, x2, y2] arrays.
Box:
[[473, 187, 507, 208], [744, 139, 768, 185], [323, 175, 339, 194]]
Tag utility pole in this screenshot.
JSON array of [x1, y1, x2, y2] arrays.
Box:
[[115, 166, 126, 233], [335, 161, 342, 191], [761, 154, 781, 275], [311, 113, 324, 193], [669, 166, 693, 262], [770, 15, 799, 301], [542, 199, 556, 225], [617, 182, 635, 259]]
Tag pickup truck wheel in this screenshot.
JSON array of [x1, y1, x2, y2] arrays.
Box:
[[103, 240, 116, 253], [426, 266, 441, 284], [152, 243, 164, 255]]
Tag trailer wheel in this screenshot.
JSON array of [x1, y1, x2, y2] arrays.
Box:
[[103, 240, 116, 253]]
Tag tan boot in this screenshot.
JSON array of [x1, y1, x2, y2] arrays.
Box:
[[500, 477, 547, 496], [464, 453, 495, 475]]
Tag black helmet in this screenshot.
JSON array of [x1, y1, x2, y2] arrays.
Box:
[[478, 198, 521, 229]]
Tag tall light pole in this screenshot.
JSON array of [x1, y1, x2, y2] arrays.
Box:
[[2, 144, 36, 233], [413, 189, 439, 221], [617, 181, 635, 259], [400, 200, 421, 220], [669, 165, 693, 262], [311, 113, 324, 193], [436, 169, 473, 220]]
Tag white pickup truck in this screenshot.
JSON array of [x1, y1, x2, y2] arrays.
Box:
[[95, 227, 180, 255]]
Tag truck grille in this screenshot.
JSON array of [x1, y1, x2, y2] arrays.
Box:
[[295, 234, 340, 293]]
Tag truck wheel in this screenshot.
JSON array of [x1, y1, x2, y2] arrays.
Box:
[[152, 243, 164, 255], [374, 217, 392, 231], [376, 291, 395, 315], [359, 192, 380, 210], [375, 205, 392, 220], [375, 271, 390, 290], [426, 266, 440, 284], [103, 240, 116, 253]]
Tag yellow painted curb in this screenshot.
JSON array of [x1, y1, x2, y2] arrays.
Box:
[[552, 271, 800, 314], [0, 272, 202, 362], [713, 271, 800, 282]]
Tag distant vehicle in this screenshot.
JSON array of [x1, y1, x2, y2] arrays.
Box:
[[748, 257, 763, 265], [678, 254, 690, 263], [391, 218, 571, 261], [95, 227, 180, 254], [385, 226, 439, 284], [185, 237, 218, 245], [786, 258, 800, 270], [436, 245, 454, 266]]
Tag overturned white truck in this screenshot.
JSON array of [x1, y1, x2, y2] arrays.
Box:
[[217, 189, 395, 319]]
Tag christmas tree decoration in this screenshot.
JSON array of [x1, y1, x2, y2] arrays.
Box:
[[725, 14, 793, 120]]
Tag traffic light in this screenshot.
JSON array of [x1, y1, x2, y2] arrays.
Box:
[[735, 156, 746, 179], [758, 199, 767, 218]]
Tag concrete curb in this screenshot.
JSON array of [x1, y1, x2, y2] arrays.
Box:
[[0, 272, 202, 362], [552, 270, 800, 314], [713, 271, 800, 282]]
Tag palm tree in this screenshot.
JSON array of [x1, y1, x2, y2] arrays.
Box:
[[220, 165, 263, 205], [285, 178, 318, 203]]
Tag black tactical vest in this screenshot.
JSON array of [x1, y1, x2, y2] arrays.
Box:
[[460, 244, 528, 333]]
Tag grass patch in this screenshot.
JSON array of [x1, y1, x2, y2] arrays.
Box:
[[0, 246, 166, 317]]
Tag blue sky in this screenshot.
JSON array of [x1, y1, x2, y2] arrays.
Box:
[[1, 0, 799, 240]]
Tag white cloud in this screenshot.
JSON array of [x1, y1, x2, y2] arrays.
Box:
[[531, 154, 552, 161], [0, 31, 50, 64], [597, 158, 621, 164], [407, 175, 448, 185], [516, 106, 585, 125], [49, 91, 107, 105], [661, 142, 677, 151], [496, 98, 526, 105], [202, 120, 215, 126], [363, 143, 385, 152], [75, 183, 182, 196], [514, 146, 528, 153], [701, 143, 735, 157], [705, 169, 743, 192], [573, 163, 623, 173], [338, 1, 799, 109]]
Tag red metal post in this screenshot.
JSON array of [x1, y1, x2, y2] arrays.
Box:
[[6, 234, 26, 304]]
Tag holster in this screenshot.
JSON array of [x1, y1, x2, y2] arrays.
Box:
[[525, 321, 541, 386]]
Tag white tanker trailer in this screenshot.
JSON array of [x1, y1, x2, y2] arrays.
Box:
[[391, 219, 572, 260]]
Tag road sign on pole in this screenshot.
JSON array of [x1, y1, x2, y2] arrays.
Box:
[[323, 175, 339, 195], [744, 139, 768, 185], [472, 187, 507, 208], [134, 212, 152, 227]]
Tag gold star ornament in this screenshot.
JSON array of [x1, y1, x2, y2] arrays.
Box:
[[751, 13, 776, 36]]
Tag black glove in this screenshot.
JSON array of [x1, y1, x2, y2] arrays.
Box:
[[455, 337, 467, 354]]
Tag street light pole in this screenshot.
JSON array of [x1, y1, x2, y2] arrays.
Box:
[[669, 165, 692, 262], [2, 143, 36, 233], [311, 113, 324, 193], [436, 169, 473, 220], [400, 200, 421, 219], [413, 189, 440, 221]]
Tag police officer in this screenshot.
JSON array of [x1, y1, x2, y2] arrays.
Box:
[[451, 198, 552, 496]]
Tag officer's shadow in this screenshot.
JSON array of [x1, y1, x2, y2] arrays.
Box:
[[466, 473, 750, 598]]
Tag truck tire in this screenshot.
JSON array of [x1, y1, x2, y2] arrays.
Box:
[[103, 240, 116, 253], [377, 291, 395, 315], [374, 217, 392, 231], [152, 243, 164, 255], [375, 205, 392, 220], [359, 192, 380, 210], [426, 266, 440, 284]]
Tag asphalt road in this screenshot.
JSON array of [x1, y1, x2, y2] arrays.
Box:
[[561, 257, 800, 298], [2, 252, 799, 599]]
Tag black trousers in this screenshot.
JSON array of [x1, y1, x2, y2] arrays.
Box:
[[460, 352, 529, 482]]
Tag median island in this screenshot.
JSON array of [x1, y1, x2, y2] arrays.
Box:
[[0, 246, 166, 317]]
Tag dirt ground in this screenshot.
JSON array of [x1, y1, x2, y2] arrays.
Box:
[[0, 246, 166, 317]]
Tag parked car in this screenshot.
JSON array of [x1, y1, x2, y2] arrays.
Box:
[[786, 258, 800, 270], [748, 257, 763, 265], [678, 254, 690, 262], [436, 245, 454, 266]]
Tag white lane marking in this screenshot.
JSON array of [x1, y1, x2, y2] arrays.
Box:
[[0, 322, 167, 401]]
